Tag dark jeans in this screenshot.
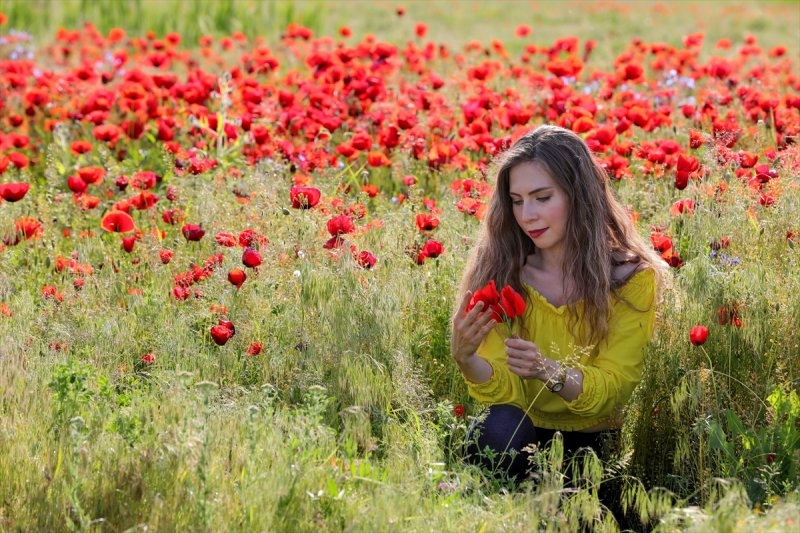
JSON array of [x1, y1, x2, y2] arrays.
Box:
[[464, 404, 618, 482]]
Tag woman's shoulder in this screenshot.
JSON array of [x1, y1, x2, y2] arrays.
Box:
[[611, 250, 654, 287], [614, 265, 656, 308]]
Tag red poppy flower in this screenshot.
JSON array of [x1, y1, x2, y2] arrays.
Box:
[[100, 210, 136, 233], [161, 209, 185, 225], [355, 250, 377, 269], [0, 182, 30, 202], [323, 236, 344, 250], [131, 171, 157, 190], [417, 239, 444, 264], [415, 213, 440, 232], [172, 286, 191, 300], [228, 268, 247, 288], [70, 140, 93, 155], [242, 247, 262, 268], [327, 215, 355, 236], [42, 285, 64, 303], [140, 353, 155, 365], [10, 216, 43, 243], [467, 280, 501, 316], [246, 341, 263, 356], [210, 324, 234, 346], [93, 124, 122, 143], [218, 319, 235, 336], [453, 404, 465, 418], [499, 285, 526, 320], [215, 232, 237, 247], [689, 325, 709, 346], [77, 166, 106, 185], [670, 199, 695, 216], [290, 186, 321, 208], [367, 151, 392, 167], [67, 175, 89, 194], [182, 223, 206, 241], [159, 249, 174, 264], [129, 191, 160, 210], [8, 152, 28, 169]]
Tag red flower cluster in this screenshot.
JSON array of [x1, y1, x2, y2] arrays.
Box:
[[650, 230, 683, 268], [466, 280, 526, 335]]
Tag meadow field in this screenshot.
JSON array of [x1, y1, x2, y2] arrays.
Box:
[[0, 0, 799, 531]]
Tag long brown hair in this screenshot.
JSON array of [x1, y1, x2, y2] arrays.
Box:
[[457, 124, 666, 344]]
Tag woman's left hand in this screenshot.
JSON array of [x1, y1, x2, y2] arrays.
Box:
[[504, 337, 547, 380]]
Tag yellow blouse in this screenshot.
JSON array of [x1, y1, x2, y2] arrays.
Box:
[[466, 268, 657, 432]]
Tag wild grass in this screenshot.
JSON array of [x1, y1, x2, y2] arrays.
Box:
[[0, 0, 799, 531]]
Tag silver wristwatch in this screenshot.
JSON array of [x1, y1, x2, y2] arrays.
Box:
[[546, 364, 567, 393]]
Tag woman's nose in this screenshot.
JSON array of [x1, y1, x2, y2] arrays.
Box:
[[522, 201, 538, 220]]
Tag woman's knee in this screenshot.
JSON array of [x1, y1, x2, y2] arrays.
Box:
[[464, 404, 538, 479]]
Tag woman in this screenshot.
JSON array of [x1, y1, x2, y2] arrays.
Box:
[[451, 125, 667, 480]]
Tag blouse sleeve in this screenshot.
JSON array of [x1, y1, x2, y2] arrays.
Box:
[[465, 328, 528, 411], [565, 268, 657, 419]]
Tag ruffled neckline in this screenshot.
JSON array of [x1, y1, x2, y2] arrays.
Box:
[[523, 268, 652, 315]]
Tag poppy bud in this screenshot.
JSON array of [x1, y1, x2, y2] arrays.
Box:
[[227, 268, 246, 288], [121, 235, 136, 253]]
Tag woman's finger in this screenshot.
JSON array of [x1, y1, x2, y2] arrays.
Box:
[[457, 291, 473, 315]]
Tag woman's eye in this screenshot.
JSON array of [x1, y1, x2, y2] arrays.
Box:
[[537, 196, 551, 202], [511, 199, 523, 206]]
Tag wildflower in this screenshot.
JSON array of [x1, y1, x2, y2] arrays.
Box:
[[454, 404, 465, 418], [215, 232, 237, 247], [121, 235, 136, 253], [41, 285, 64, 303], [689, 325, 709, 346], [140, 353, 155, 365], [242, 247, 262, 268], [415, 213, 440, 232], [327, 215, 355, 236], [0, 182, 29, 202], [246, 342, 263, 356], [355, 250, 377, 269], [159, 249, 174, 264], [211, 322, 235, 346], [290, 186, 321, 208], [182, 223, 206, 241], [228, 268, 247, 288], [100, 211, 136, 233]]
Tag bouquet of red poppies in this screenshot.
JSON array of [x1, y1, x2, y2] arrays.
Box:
[[466, 280, 526, 336]]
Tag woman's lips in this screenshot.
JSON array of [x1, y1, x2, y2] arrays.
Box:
[[529, 228, 548, 238]]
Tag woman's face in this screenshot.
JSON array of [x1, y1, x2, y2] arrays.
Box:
[[508, 161, 570, 257]]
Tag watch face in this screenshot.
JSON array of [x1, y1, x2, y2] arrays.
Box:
[[549, 382, 564, 393]]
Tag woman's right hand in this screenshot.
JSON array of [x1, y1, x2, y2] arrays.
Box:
[[451, 291, 497, 363]]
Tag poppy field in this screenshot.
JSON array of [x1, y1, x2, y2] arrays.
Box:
[[0, 1, 799, 530]]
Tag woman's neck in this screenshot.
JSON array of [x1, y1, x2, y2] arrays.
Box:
[[533, 246, 566, 274]]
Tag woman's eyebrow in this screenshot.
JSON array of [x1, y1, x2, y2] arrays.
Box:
[[509, 186, 553, 197]]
